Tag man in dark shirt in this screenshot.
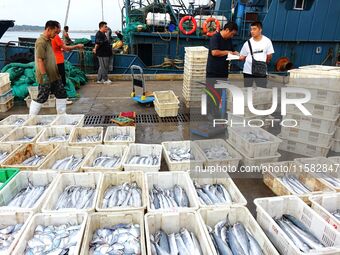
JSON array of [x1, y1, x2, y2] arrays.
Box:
[[93, 21, 113, 84], [207, 21, 238, 79]]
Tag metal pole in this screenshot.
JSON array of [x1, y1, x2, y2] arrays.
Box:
[[64, 0, 71, 26], [101, 0, 104, 20]]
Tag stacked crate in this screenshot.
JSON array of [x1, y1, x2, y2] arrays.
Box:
[[279, 66, 340, 157], [0, 73, 14, 112], [332, 117, 340, 152], [183, 46, 208, 108]]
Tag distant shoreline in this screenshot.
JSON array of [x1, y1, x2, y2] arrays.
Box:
[[8, 26, 96, 33]]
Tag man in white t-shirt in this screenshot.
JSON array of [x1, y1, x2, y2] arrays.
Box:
[[239, 21, 274, 88]]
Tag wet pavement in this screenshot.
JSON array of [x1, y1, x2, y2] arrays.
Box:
[[1, 77, 338, 215]]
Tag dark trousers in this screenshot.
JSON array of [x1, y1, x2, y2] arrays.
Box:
[[243, 73, 267, 88], [57, 63, 66, 86], [36, 79, 67, 104]]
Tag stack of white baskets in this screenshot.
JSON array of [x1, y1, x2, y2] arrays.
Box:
[[182, 46, 208, 108], [333, 116, 340, 152], [279, 65, 340, 157], [0, 73, 14, 112]]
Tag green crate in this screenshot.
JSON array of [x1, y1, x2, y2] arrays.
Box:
[[0, 168, 19, 191]]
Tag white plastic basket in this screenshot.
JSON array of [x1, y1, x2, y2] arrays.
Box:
[[95, 171, 146, 213], [228, 126, 282, 157], [145, 171, 199, 213], [185, 46, 209, 57], [0, 125, 16, 142], [284, 112, 338, 133], [81, 211, 146, 255], [280, 126, 334, 147], [262, 161, 335, 204], [41, 172, 101, 213], [0, 73, 10, 86], [81, 144, 128, 172], [0, 97, 14, 112], [309, 193, 340, 231], [0, 82, 11, 96], [331, 139, 340, 152], [2, 143, 58, 171], [192, 177, 247, 208], [123, 143, 162, 172], [199, 206, 279, 255], [279, 136, 331, 157], [335, 126, 340, 140], [227, 87, 273, 107], [1, 126, 43, 144], [69, 127, 104, 147], [12, 213, 87, 255], [104, 126, 136, 146], [0, 171, 58, 213], [153, 90, 179, 107], [36, 126, 75, 145], [145, 211, 213, 255], [154, 100, 180, 117], [286, 102, 339, 119], [38, 145, 93, 172], [52, 114, 85, 127], [254, 195, 340, 255], [194, 139, 242, 169], [0, 143, 22, 165], [162, 141, 204, 171], [0, 211, 33, 255], [23, 115, 57, 126], [0, 89, 13, 104], [0, 115, 31, 127]]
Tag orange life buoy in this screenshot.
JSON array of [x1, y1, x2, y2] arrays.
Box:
[[179, 16, 197, 35], [203, 17, 221, 37]]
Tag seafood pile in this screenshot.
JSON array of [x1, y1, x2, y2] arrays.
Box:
[[128, 155, 159, 166], [107, 134, 133, 141], [241, 131, 269, 143], [0, 224, 23, 251], [149, 184, 189, 210], [92, 153, 122, 168], [15, 136, 34, 142], [6, 183, 47, 208], [47, 134, 70, 142], [280, 175, 311, 195], [20, 155, 46, 166], [13, 118, 25, 126], [55, 185, 96, 210], [331, 209, 340, 221], [51, 155, 84, 171], [319, 172, 340, 187], [202, 146, 232, 160], [168, 147, 195, 161], [102, 182, 142, 208], [76, 134, 101, 143], [194, 182, 233, 205], [0, 151, 9, 162]]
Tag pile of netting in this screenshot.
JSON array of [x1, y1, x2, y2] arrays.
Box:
[[1, 61, 87, 99]]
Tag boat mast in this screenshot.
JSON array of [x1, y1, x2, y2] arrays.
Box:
[[64, 0, 72, 26]]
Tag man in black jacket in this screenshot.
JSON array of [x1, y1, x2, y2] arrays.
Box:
[[93, 21, 113, 84]]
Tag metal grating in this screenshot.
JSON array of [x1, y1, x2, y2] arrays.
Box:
[[136, 114, 160, 124], [84, 115, 105, 126]]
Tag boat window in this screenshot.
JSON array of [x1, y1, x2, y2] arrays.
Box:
[[293, 0, 305, 10]]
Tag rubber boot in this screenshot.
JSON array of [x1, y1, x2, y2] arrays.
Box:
[[56, 98, 67, 114], [29, 100, 42, 116]]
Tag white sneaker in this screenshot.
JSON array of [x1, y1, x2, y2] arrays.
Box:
[[96, 80, 104, 84], [103, 79, 112, 84]]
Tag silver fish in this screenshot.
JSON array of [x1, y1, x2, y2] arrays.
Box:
[[281, 175, 311, 195], [0, 151, 9, 162], [128, 154, 159, 166], [319, 173, 340, 187], [77, 134, 101, 143], [102, 182, 142, 208], [151, 228, 202, 255], [16, 136, 34, 142], [55, 185, 96, 210], [92, 153, 121, 168], [48, 134, 70, 142], [6, 182, 47, 208], [168, 147, 195, 162], [51, 155, 84, 171], [203, 146, 232, 160], [241, 131, 269, 143], [89, 224, 141, 255], [13, 118, 25, 126], [194, 182, 233, 205], [21, 155, 45, 166], [331, 209, 340, 221], [108, 134, 133, 141], [24, 223, 81, 255], [150, 184, 189, 210], [0, 223, 23, 252]]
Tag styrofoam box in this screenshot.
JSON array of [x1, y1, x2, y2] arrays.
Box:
[[262, 161, 335, 204], [0, 171, 58, 213], [52, 114, 85, 127], [228, 140, 281, 167], [199, 206, 279, 255], [192, 177, 247, 208], [104, 126, 136, 146], [153, 90, 179, 107], [36, 126, 75, 145], [1, 126, 43, 144], [228, 126, 282, 157], [162, 141, 204, 171], [284, 112, 338, 133], [254, 195, 340, 255], [0, 73, 10, 86], [309, 193, 340, 231], [38, 145, 93, 172], [95, 171, 146, 213], [82, 144, 128, 172], [227, 87, 273, 107], [69, 127, 104, 147], [194, 139, 242, 169], [288, 68, 340, 91], [123, 143, 162, 172], [81, 211, 146, 255], [42, 172, 101, 213], [279, 136, 331, 157], [280, 126, 334, 147], [0, 125, 16, 142], [295, 157, 340, 192], [2, 143, 58, 171], [335, 126, 340, 140], [24, 115, 57, 126], [286, 83, 340, 105], [286, 102, 340, 119], [0, 114, 31, 127], [0, 211, 33, 255], [0, 143, 22, 165], [146, 171, 199, 213], [12, 213, 87, 255], [331, 139, 340, 152], [145, 211, 213, 255]]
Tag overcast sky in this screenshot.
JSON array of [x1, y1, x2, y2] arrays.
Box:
[[0, 0, 125, 30]]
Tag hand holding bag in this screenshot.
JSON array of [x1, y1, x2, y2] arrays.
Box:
[[248, 40, 267, 77]]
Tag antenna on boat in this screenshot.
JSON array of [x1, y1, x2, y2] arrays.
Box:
[[64, 0, 71, 26]]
